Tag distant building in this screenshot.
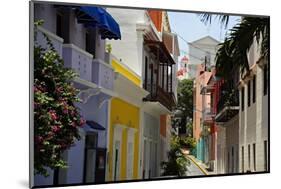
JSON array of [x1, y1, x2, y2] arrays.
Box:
[[193, 64, 212, 163], [177, 56, 189, 80], [187, 36, 220, 79]]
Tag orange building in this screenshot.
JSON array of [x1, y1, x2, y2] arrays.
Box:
[[193, 64, 212, 162]]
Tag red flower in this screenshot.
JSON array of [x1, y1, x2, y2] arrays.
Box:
[[49, 110, 58, 120], [71, 122, 76, 127], [70, 110, 75, 116], [35, 136, 43, 144], [79, 118, 86, 127], [63, 108, 68, 114], [52, 125, 60, 133]]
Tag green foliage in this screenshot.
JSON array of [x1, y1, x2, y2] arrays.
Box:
[[34, 21, 85, 177], [172, 79, 193, 134], [180, 137, 197, 150], [106, 44, 112, 53], [161, 135, 191, 176], [198, 15, 269, 81]]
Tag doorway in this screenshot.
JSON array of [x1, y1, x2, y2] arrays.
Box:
[[83, 132, 98, 183]]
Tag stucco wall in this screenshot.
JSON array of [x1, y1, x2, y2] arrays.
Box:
[[106, 8, 146, 77], [143, 112, 160, 178], [225, 115, 239, 173], [216, 125, 226, 174], [34, 4, 57, 34], [108, 98, 140, 181], [239, 59, 269, 172]]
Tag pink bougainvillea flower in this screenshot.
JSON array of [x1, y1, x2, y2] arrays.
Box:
[[52, 125, 60, 133], [79, 118, 86, 126], [70, 110, 75, 116], [35, 136, 43, 144], [46, 131, 55, 140], [71, 122, 76, 127], [63, 108, 68, 114], [49, 110, 58, 120]]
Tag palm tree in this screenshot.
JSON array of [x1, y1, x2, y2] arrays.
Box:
[[199, 14, 269, 79]]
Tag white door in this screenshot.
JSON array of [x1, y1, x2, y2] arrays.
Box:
[[127, 142, 133, 179], [144, 139, 150, 179], [127, 128, 136, 179]]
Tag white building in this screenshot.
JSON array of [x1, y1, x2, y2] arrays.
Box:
[[238, 40, 269, 173], [188, 36, 220, 79]]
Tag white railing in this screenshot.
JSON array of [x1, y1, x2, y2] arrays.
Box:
[[92, 59, 114, 90], [35, 26, 64, 55], [62, 44, 93, 82]]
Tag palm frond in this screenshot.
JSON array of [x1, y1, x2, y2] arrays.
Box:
[[199, 13, 230, 29], [215, 17, 269, 80]]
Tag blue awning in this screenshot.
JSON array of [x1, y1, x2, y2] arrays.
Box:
[[76, 6, 121, 40], [86, 120, 106, 131]]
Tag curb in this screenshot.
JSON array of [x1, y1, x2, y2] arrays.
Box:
[[186, 155, 208, 175]]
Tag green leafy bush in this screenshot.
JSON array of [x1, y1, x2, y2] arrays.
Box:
[[161, 135, 190, 176]]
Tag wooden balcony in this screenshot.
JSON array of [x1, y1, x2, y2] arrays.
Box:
[[143, 84, 176, 111]]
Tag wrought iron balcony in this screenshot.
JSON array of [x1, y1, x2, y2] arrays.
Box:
[[215, 87, 239, 123]]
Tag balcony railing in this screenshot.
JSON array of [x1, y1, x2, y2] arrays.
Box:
[[36, 26, 64, 56], [144, 84, 175, 111], [36, 27, 114, 93], [215, 88, 239, 123], [92, 59, 114, 90], [63, 44, 93, 82], [203, 107, 215, 125]]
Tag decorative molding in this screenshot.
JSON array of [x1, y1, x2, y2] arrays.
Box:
[[74, 77, 117, 97], [78, 88, 101, 104]]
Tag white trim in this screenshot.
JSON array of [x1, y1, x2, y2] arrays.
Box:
[[111, 56, 142, 81], [114, 72, 149, 107], [127, 127, 138, 135], [73, 77, 117, 97], [114, 123, 128, 130], [112, 124, 126, 181], [126, 127, 136, 180], [37, 26, 64, 43], [215, 106, 239, 121], [63, 43, 93, 59], [136, 22, 162, 42]]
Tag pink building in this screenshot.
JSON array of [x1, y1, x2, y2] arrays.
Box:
[[193, 64, 212, 163]]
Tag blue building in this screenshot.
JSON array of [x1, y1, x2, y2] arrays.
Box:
[[33, 2, 121, 186]]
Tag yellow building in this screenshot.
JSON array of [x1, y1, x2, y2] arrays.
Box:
[[107, 55, 148, 181]]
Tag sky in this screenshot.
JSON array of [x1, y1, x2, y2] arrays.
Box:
[[167, 11, 241, 57]]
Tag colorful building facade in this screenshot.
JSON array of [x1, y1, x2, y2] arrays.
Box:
[[33, 3, 121, 186], [105, 8, 179, 179]]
